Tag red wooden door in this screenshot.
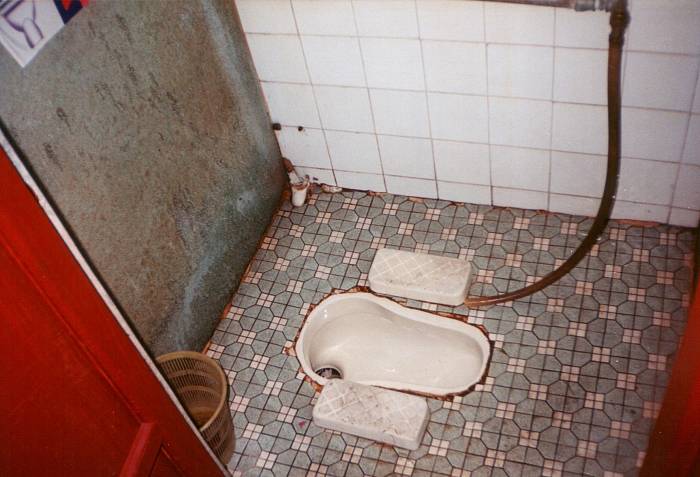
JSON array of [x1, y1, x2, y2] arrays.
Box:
[[0, 147, 226, 477], [641, 277, 700, 476]]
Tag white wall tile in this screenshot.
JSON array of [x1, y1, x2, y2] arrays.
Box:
[[378, 135, 434, 179], [335, 171, 386, 191], [235, 0, 297, 34], [554, 9, 609, 49], [491, 146, 549, 192], [627, 0, 700, 55], [261, 82, 320, 127], [553, 48, 607, 105], [550, 151, 605, 198], [416, 0, 484, 42], [326, 130, 381, 173], [618, 158, 678, 205], [484, 3, 554, 45], [429, 93, 489, 143], [669, 208, 700, 228], [489, 97, 552, 149], [296, 166, 336, 185], [683, 115, 700, 166], [361, 38, 425, 91], [623, 53, 699, 112], [493, 188, 548, 210], [302, 36, 365, 87], [549, 194, 599, 217], [314, 86, 374, 133], [247, 34, 309, 83], [611, 201, 669, 223], [552, 103, 607, 155], [277, 127, 331, 168], [385, 176, 437, 198], [354, 0, 418, 38], [433, 140, 490, 185], [673, 165, 700, 209], [370, 89, 430, 137], [292, 0, 356, 35], [438, 182, 491, 205], [423, 41, 487, 95], [621, 108, 687, 162], [242, 1, 699, 223], [487, 45, 553, 100]]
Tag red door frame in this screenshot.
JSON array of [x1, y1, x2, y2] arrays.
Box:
[[0, 146, 226, 476], [642, 279, 700, 476]]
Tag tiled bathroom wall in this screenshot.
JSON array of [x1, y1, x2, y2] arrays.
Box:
[[235, 0, 700, 227]]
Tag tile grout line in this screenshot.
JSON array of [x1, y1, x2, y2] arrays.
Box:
[[258, 78, 698, 116], [547, 9, 558, 212], [288, 0, 339, 187], [667, 60, 700, 223], [272, 122, 700, 174], [414, 0, 440, 201], [243, 31, 700, 60], [349, 0, 389, 194], [482, 2, 495, 207]]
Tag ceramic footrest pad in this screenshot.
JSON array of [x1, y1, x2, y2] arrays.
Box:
[[368, 248, 473, 306], [312, 379, 429, 450]]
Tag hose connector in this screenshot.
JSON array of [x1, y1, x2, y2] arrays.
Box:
[[609, 0, 630, 46]]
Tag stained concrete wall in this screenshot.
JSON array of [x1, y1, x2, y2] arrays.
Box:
[[0, 0, 284, 355]]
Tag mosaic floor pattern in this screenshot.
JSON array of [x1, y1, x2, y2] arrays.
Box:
[[207, 190, 694, 477]]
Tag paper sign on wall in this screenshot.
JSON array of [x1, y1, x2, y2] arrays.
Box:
[[0, 0, 87, 67]]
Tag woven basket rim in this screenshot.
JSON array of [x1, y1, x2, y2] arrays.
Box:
[[156, 350, 228, 432]]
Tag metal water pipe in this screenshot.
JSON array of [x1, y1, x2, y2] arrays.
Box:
[[486, 0, 620, 11], [464, 0, 630, 307]]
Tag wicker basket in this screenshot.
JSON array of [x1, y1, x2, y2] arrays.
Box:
[[156, 351, 235, 463]]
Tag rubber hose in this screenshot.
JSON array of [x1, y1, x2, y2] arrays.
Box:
[[464, 0, 629, 307]]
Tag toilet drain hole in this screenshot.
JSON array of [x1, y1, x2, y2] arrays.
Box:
[[315, 366, 343, 380]]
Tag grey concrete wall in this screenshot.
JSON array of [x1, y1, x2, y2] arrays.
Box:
[[0, 0, 285, 355]]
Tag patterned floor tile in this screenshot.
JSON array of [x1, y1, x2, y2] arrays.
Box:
[[209, 190, 694, 476]]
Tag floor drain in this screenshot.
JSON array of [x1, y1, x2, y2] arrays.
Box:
[[315, 366, 342, 380]]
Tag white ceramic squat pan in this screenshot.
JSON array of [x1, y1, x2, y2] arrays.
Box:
[[295, 292, 491, 397]]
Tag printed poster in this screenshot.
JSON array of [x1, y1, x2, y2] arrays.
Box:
[[0, 0, 87, 67]]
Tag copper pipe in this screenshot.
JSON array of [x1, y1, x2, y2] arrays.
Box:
[[485, 0, 579, 8], [484, 0, 618, 11], [464, 0, 629, 307]]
